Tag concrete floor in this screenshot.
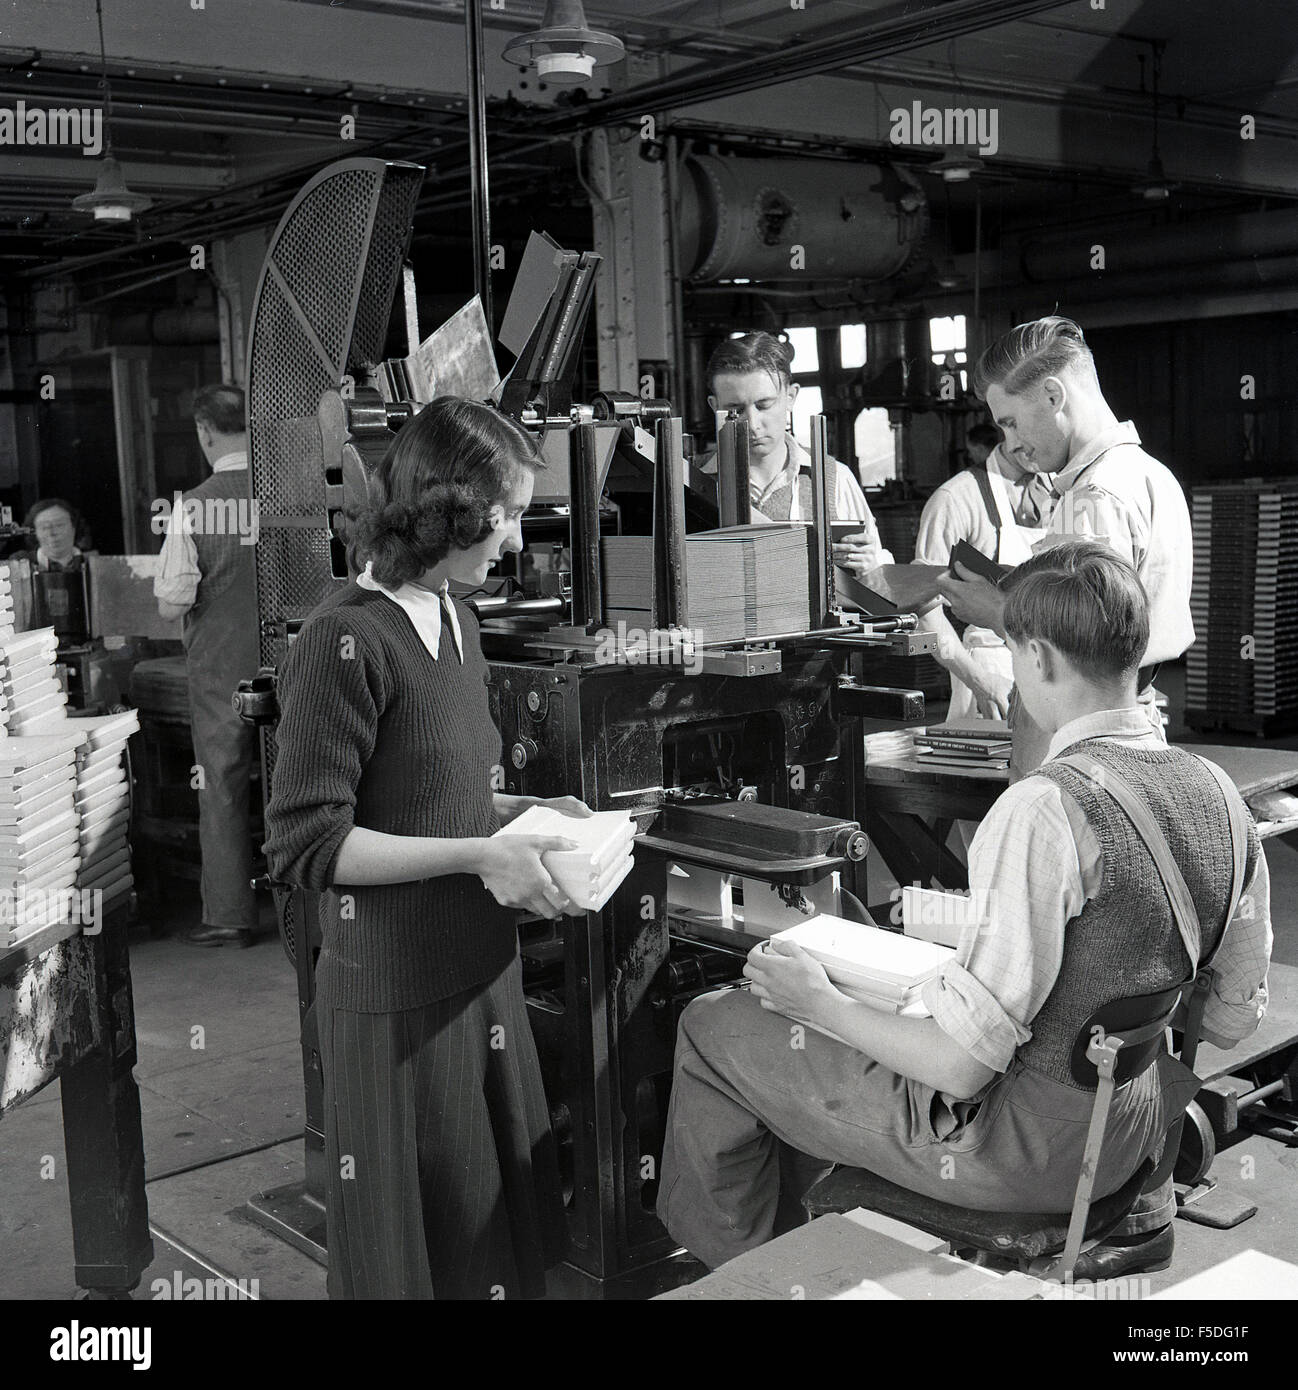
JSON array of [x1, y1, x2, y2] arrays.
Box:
[[2, 660, 1296, 1300]]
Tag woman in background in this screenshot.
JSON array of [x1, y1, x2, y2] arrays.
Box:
[[265, 397, 587, 1300], [14, 497, 93, 571]]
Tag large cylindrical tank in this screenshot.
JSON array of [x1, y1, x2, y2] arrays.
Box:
[[678, 154, 926, 284]]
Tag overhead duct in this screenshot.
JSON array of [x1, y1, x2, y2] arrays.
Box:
[[108, 307, 219, 344], [1021, 209, 1298, 283], [678, 156, 927, 284]]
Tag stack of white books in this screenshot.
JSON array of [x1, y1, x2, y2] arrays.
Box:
[[0, 629, 68, 734], [0, 566, 15, 641], [770, 915, 953, 1015], [0, 730, 85, 945], [493, 805, 636, 912], [601, 524, 810, 644], [71, 711, 139, 916]]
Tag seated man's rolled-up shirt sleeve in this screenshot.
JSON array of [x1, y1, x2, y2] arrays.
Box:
[[1200, 827, 1272, 1049], [920, 777, 1087, 1073], [152, 501, 201, 610], [263, 611, 381, 891]]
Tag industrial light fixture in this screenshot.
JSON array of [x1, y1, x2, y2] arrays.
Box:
[[72, 0, 152, 222], [1131, 45, 1177, 202], [502, 0, 624, 86], [934, 256, 965, 290], [931, 152, 984, 184]]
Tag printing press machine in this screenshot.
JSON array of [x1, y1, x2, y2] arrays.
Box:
[[238, 157, 936, 1296]]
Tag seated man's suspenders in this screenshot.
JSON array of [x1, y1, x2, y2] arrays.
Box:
[[1049, 752, 1250, 1059]]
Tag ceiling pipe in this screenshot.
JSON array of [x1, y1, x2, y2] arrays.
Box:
[[523, 0, 1077, 134]]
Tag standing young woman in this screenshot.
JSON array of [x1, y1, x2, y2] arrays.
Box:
[[264, 397, 586, 1300]]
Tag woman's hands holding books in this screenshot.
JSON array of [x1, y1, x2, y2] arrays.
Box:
[[743, 937, 837, 1025], [539, 795, 593, 819], [475, 834, 578, 920], [493, 792, 593, 825]]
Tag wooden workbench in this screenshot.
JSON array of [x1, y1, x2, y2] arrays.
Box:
[[0, 909, 153, 1295], [864, 740, 1298, 892]]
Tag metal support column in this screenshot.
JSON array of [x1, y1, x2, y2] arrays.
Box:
[[808, 414, 834, 628], [569, 422, 604, 633], [465, 0, 493, 328], [717, 416, 752, 528], [652, 416, 688, 631]]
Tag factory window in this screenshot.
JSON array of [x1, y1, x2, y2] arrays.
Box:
[[792, 385, 824, 446], [840, 324, 867, 371], [930, 314, 968, 392], [854, 408, 896, 487], [785, 326, 819, 374]]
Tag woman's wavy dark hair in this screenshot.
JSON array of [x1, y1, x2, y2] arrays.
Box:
[[346, 397, 542, 588]]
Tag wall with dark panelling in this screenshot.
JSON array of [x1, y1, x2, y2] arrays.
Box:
[[1087, 312, 1298, 487]]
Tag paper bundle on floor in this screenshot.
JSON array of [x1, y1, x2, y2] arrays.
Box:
[[70, 711, 139, 916], [0, 730, 85, 945], [770, 915, 953, 1014], [493, 805, 636, 911]]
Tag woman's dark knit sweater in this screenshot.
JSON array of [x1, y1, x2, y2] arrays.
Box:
[[263, 583, 516, 1012]]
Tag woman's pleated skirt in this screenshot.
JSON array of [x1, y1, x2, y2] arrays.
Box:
[[313, 952, 566, 1299]]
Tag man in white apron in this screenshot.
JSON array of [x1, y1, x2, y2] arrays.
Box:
[[699, 332, 893, 574], [915, 438, 1052, 720], [937, 315, 1193, 780]]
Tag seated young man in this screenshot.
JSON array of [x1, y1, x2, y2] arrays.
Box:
[[657, 541, 1272, 1277]]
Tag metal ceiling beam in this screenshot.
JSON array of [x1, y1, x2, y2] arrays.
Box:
[[517, 0, 1080, 133]]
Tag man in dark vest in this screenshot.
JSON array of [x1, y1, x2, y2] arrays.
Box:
[[154, 383, 261, 946], [657, 541, 1271, 1278]]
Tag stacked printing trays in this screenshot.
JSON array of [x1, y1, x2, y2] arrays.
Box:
[[72, 710, 139, 922], [1187, 481, 1298, 732]]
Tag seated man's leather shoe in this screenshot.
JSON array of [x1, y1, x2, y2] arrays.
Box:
[[1066, 1223, 1174, 1280], [184, 924, 255, 948]]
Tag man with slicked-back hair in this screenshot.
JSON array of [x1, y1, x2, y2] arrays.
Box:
[[937, 315, 1193, 779]]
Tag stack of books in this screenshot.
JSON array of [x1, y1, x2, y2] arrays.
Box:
[[0, 730, 85, 946], [493, 805, 635, 912], [0, 629, 68, 734], [72, 711, 139, 917], [913, 720, 1012, 770], [770, 915, 952, 1017], [0, 566, 15, 640], [601, 524, 810, 644]]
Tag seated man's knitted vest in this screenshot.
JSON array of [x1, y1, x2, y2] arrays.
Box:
[[1022, 739, 1258, 1090]]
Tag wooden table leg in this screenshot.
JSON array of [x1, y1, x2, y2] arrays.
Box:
[[59, 922, 153, 1295]]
